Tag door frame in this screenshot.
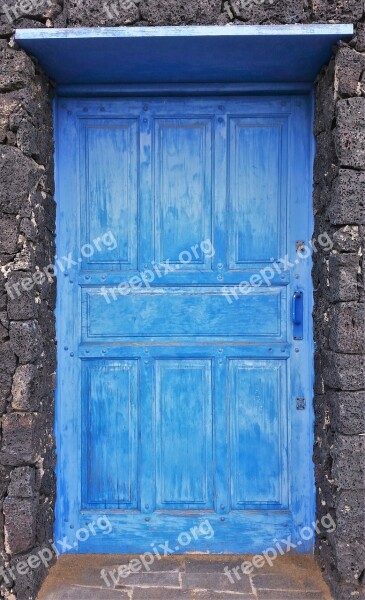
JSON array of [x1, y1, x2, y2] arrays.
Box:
[[54, 83, 315, 554]]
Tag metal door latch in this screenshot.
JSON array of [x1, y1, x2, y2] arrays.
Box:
[[296, 397, 306, 410], [292, 290, 304, 340]]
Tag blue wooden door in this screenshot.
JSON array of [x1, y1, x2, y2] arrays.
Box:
[[56, 95, 314, 553]]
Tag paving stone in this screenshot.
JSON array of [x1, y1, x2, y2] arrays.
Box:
[[117, 570, 180, 588], [182, 571, 253, 593], [257, 591, 325, 600], [110, 555, 182, 574], [253, 573, 319, 591], [195, 593, 256, 600], [185, 556, 246, 573], [42, 585, 130, 599], [132, 588, 193, 599]]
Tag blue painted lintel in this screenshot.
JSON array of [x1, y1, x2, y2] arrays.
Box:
[[15, 25, 353, 85]]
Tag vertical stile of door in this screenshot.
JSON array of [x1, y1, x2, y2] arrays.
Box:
[[213, 106, 229, 516], [139, 104, 153, 270], [288, 97, 315, 550], [139, 105, 155, 517], [140, 359, 154, 517], [55, 99, 81, 549]]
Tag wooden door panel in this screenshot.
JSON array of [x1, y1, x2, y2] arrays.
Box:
[[155, 359, 213, 510], [81, 360, 139, 509], [229, 359, 288, 509], [228, 118, 287, 267], [80, 119, 139, 270], [154, 118, 213, 267], [82, 286, 285, 341]]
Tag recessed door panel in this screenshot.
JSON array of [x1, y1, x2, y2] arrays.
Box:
[[82, 286, 285, 341], [81, 360, 139, 509], [154, 118, 213, 268], [229, 359, 288, 509], [155, 359, 213, 510], [80, 119, 138, 269]]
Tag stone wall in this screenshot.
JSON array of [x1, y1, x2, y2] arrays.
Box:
[[0, 1, 364, 599], [313, 42, 365, 600], [0, 38, 56, 600]]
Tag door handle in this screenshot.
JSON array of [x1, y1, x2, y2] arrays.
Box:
[[292, 290, 303, 340]]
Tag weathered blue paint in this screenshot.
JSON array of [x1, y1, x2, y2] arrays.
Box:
[[16, 25, 352, 85], [57, 83, 315, 98], [55, 94, 314, 553]]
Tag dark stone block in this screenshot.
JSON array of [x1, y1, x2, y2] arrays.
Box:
[[336, 97, 365, 130], [221, 0, 308, 25], [10, 546, 50, 600], [328, 391, 365, 435], [67, 0, 140, 26], [0, 340, 17, 374], [335, 45, 365, 97], [0, 323, 8, 342], [33, 229, 55, 271], [333, 226, 361, 253], [329, 303, 365, 353], [323, 351, 365, 390], [0, 465, 11, 500], [0, 0, 62, 32], [328, 254, 359, 302], [7, 272, 37, 321], [329, 170, 365, 226], [9, 320, 43, 364], [11, 243, 38, 273], [335, 98, 365, 169], [3, 496, 36, 554], [37, 467, 56, 497], [0, 214, 18, 254], [11, 364, 39, 411], [0, 412, 41, 466], [41, 194, 56, 234], [315, 59, 335, 135], [331, 435, 365, 489], [15, 107, 54, 166], [139, 0, 222, 25], [0, 270, 7, 296], [0, 309, 9, 329], [0, 94, 19, 142], [0, 370, 12, 414], [356, 22, 365, 52], [313, 180, 331, 215], [36, 496, 54, 545], [331, 583, 365, 600], [334, 539, 365, 583], [0, 41, 35, 93], [20, 218, 37, 242], [0, 145, 41, 215], [8, 466, 36, 498], [336, 490, 365, 545], [313, 130, 337, 185], [311, 0, 363, 22]]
